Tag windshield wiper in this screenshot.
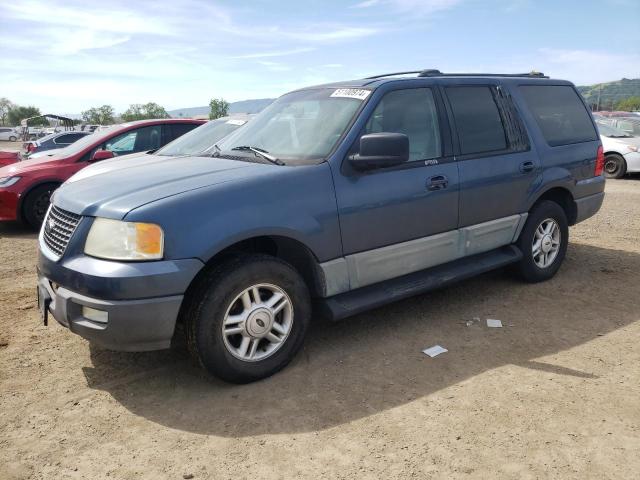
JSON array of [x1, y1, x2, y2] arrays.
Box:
[[231, 146, 284, 166]]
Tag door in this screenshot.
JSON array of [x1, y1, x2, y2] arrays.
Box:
[[445, 84, 537, 232], [333, 86, 459, 289]]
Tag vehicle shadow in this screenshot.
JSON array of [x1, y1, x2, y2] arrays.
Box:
[[82, 243, 640, 437], [0, 222, 37, 239]]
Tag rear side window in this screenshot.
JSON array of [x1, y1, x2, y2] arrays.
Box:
[[364, 88, 441, 161], [519, 85, 597, 146], [55, 133, 83, 144], [446, 86, 507, 155], [168, 123, 199, 141]]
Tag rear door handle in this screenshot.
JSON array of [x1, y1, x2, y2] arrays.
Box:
[[520, 161, 535, 173], [427, 175, 448, 191]]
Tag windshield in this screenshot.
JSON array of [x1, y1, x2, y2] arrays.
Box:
[[597, 122, 634, 138], [156, 118, 248, 156], [216, 88, 367, 165]]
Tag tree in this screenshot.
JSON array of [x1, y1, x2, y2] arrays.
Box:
[[81, 104, 115, 125], [7, 106, 43, 126], [615, 96, 640, 112], [121, 102, 169, 122], [209, 98, 229, 119], [0, 98, 15, 126]]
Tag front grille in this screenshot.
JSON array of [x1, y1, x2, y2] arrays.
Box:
[[42, 206, 82, 257]]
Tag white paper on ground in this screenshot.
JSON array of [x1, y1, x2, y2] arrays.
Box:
[[486, 318, 503, 328], [422, 345, 448, 357]]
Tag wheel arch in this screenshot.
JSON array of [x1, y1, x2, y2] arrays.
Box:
[[18, 179, 63, 223], [182, 235, 326, 315], [529, 186, 577, 226]]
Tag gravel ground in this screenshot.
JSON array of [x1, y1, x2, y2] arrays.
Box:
[[1, 179, 639, 479]]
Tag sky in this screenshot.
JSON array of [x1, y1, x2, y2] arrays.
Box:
[[1, 0, 639, 114]]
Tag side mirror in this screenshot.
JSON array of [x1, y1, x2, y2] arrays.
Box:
[[90, 149, 114, 162], [349, 132, 409, 170]]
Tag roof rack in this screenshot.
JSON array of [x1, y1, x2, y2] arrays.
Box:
[[365, 69, 548, 80]]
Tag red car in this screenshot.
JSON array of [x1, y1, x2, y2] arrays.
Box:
[[0, 119, 204, 228]]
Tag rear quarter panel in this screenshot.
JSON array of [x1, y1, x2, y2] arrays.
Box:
[[507, 81, 604, 205]]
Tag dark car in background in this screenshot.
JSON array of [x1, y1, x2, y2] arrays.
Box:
[[0, 118, 204, 228], [23, 131, 92, 156]]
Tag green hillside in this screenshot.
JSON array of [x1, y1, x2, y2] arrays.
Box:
[[577, 78, 640, 110]]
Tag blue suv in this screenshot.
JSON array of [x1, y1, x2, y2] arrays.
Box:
[[37, 70, 605, 383]]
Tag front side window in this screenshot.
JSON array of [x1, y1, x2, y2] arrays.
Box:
[[106, 131, 137, 154], [105, 125, 162, 155], [519, 85, 598, 146], [216, 88, 365, 165], [446, 86, 507, 155], [363, 88, 441, 161]]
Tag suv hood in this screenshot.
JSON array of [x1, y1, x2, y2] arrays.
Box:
[[54, 154, 274, 219]]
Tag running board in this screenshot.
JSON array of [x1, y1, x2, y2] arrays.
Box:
[[316, 245, 523, 321]]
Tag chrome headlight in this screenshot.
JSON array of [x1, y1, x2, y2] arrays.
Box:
[[0, 176, 21, 187], [84, 218, 164, 260]]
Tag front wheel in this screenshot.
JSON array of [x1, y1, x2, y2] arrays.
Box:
[[23, 184, 58, 230], [184, 254, 311, 383], [9, 135, 17, 142], [515, 200, 569, 283]]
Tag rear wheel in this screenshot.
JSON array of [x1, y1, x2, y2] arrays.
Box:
[[23, 184, 58, 229], [515, 200, 569, 283], [604, 153, 626, 179], [184, 254, 311, 383]]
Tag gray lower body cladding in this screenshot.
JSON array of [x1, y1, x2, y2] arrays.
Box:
[[319, 213, 528, 297]]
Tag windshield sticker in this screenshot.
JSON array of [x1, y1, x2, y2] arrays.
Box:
[[330, 88, 371, 101], [226, 119, 247, 126]]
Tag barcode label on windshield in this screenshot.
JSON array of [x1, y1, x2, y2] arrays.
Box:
[[331, 88, 371, 101], [226, 119, 247, 125]]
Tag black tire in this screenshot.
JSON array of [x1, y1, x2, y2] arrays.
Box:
[[604, 153, 627, 179], [183, 254, 311, 383], [22, 183, 58, 229], [515, 200, 569, 283], [9, 135, 17, 142]]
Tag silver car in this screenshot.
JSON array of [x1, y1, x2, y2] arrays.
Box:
[[0, 127, 19, 141], [597, 121, 640, 178]]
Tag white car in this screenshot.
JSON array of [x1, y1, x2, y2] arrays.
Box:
[[0, 127, 19, 141], [597, 121, 640, 178]]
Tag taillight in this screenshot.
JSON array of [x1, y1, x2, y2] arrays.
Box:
[[594, 145, 604, 176]]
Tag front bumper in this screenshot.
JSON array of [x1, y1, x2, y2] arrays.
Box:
[[38, 250, 204, 351], [0, 189, 19, 221]]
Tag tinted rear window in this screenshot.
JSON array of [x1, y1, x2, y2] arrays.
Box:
[[168, 123, 199, 140], [519, 85, 597, 146], [446, 86, 507, 155]]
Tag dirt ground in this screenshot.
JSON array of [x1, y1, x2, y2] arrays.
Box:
[[0, 140, 23, 153], [1, 178, 639, 480]]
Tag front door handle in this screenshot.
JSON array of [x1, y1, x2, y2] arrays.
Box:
[[520, 161, 535, 173], [427, 175, 448, 191]]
